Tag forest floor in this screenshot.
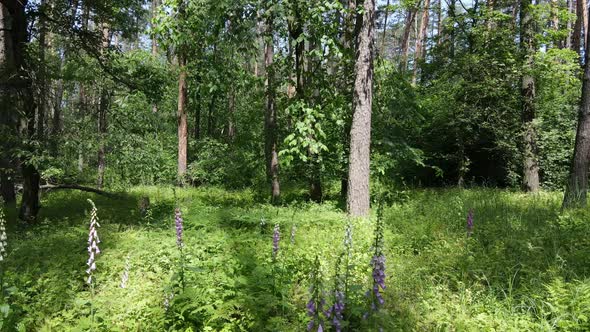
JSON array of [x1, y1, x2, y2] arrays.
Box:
[[2, 187, 590, 331]]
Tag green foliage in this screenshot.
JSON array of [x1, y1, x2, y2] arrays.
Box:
[[0, 188, 588, 331]]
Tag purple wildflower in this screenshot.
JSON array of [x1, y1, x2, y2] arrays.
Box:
[[371, 254, 386, 305], [86, 199, 101, 285], [272, 223, 280, 259], [329, 290, 345, 332], [174, 208, 184, 248], [466, 209, 474, 237]]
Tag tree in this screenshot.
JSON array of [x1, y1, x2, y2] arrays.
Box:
[[347, 0, 375, 217], [521, 0, 540, 192], [413, 0, 430, 84], [177, 0, 188, 182], [0, 1, 18, 205], [97, 23, 110, 190], [563, 26, 590, 208], [264, 0, 280, 203]]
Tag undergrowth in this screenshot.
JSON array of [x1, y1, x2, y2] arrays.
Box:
[[0, 187, 589, 331]]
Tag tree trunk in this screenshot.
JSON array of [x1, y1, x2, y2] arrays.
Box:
[[347, 0, 375, 217], [380, 0, 390, 56], [521, 0, 540, 192], [2, 0, 40, 222], [177, 54, 188, 181], [227, 87, 236, 140], [563, 27, 590, 208], [151, 0, 159, 113], [340, 0, 360, 203], [264, 1, 280, 204], [567, 0, 573, 49], [0, 2, 17, 204], [37, 0, 47, 140], [97, 23, 110, 190], [400, 5, 418, 72], [194, 87, 201, 140], [413, 0, 430, 84], [573, 0, 584, 55]]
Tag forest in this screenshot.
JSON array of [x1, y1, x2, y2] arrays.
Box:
[[2, 0, 590, 330]]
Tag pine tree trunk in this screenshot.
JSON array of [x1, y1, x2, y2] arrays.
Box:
[[264, 2, 280, 204], [347, 0, 375, 217], [413, 0, 430, 84], [563, 32, 590, 208], [177, 54, 188, 181], [521, 0, 540, 192]]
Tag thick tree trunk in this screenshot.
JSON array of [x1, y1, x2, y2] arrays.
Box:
[[413, 0, 430, 84], [3, 0, 40, 222], [340, 0, 359, 203], [563, 31, 590, 208], [264, 2, 280, 204], [347, 0, 375, 217], [521, 0, 540, 192], [177, 54, 188, 180], [0, 3, 17, 204]]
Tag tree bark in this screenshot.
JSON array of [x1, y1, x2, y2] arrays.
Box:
[[380, 0, 390, 56], [227, 87, 236, 140], [0, 2, 17, 204], [37, 0, 47, 140], [151, 0, 160, 113], [413, 0, 430, 84], [567, 0, 573, 49], [177, 54, 188, 181], [573, 0, 585, 56], [521, 0, 540, 192], [264, 1, 280, 204], [400, 5, 419, 72], [97, 23, 110, 190], [563, 25, 590, 208], [347, 0, 375, 217]]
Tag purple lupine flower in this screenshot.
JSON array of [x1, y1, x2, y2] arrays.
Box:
[[86, 200, 101, 285], [272, 223, 280, 259], [120, 254, 130, 288], [329, 290, 345, 332], [371, 254, 386, 306], [174, 208, 184, 248], [466, 209, 474, 237]]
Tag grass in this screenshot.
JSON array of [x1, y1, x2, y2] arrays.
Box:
[[1, 186, 590, 331]]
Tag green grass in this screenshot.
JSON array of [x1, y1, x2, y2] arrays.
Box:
[[1, 187, 590, 331]]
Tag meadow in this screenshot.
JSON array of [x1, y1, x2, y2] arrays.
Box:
[[0, 187, 588, 331]]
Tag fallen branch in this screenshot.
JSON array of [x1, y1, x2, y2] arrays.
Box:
[[40, 184, 119, 198]]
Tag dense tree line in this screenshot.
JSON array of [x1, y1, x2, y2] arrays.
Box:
[[2, 0, 590, 222]]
